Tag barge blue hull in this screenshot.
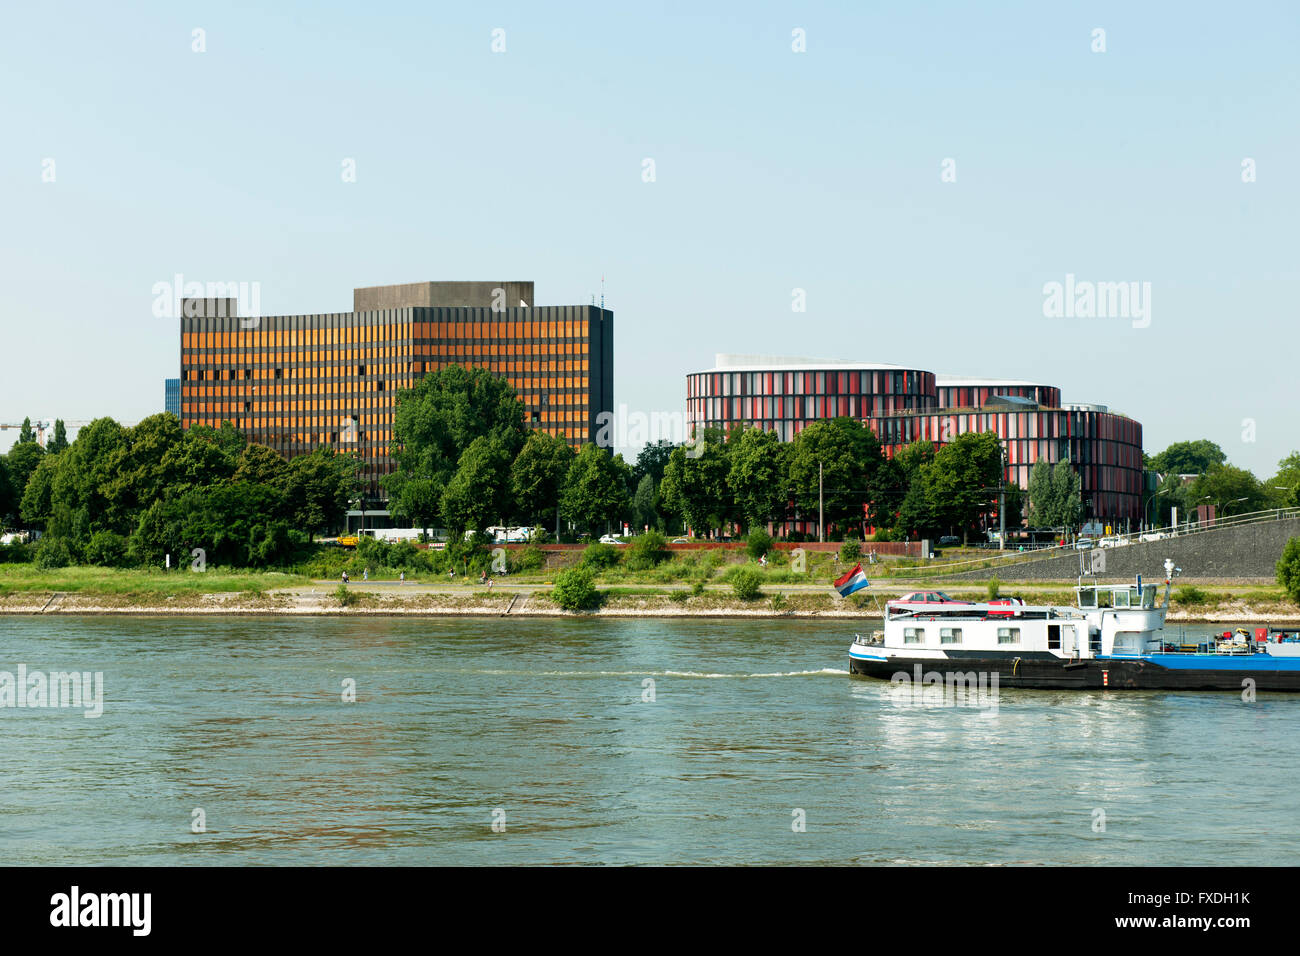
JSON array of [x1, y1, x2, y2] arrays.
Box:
[[848, 651, 1300, 691]]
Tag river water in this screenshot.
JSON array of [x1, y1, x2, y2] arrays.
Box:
[[1, 616, 1293, 865]]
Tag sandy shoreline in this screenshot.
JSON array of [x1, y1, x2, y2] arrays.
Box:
[[2, 591, 1296, 623]]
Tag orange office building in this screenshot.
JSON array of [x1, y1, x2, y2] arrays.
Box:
[[179, 281, 614, 498]]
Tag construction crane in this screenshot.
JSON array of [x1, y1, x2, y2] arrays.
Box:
[[0, 419, 100, 448]]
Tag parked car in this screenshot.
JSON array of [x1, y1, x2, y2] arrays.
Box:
[[1075, 537, 1095, 550], [671, 537, 690, 544], [937, 535, 961, 547], [598, 534, 624, 545], [889, 590, 965, 606], [987, 596, 1027, 617], [1098, 535, 1126, 549]]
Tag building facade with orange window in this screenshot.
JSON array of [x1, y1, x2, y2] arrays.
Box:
[[179, 281, 613, 498]]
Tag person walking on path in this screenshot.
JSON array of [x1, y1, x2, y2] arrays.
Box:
[[399, 570, 405, 585]]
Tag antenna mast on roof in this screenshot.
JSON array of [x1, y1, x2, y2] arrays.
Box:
[[600, 274, 605, 311]]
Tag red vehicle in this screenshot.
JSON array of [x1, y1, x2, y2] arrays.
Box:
[[986, 597, 1027, 618], [888, 590, 965, 606]]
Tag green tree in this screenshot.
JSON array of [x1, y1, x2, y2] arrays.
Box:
[[1189, 464, 1266, 518], [19, 454, 61, 530], [630, 473, 658, 532], [284, 446, 359, 538], [5, 441, 45, 514], [440, 435, 513, 540], [1049, 460, 1083, 530], [1278, 536, 1300, 604], [726, 427, 788, 532], [1268, 452, 1300, 507], [0, 456, 12, 528], [787, 418, 884, 538], [47, 419, 69, 454], [631, 439, 676, 487], [659, 430, 730, 537], [922, 431, 1003, 542], [510, 431, 573, 526], [560, 444, 632, 534], [1149, 440, 1227, 477], [17, 417, 34, 445], [234, 443, 291, 489], [385, 365, 527, 529]]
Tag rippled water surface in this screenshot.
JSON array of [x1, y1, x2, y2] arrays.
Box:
[[1, 616, 1294, 865]]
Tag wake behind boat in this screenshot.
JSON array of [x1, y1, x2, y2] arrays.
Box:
[[848, 560, 1300, 691]]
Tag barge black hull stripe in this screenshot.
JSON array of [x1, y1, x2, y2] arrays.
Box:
[[848, 657, 1300, 691]]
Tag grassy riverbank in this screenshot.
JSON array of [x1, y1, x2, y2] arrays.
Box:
[[0, 561, 1296, 620]]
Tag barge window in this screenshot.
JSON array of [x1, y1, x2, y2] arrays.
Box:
[[1113, 589, 1131, 608], [1048, 624, 1061, 650], [940, 627, 962, 644], [1077, 588, 1097, 609], [997, 627, 1020, 645], [904, 627, 924, 644]]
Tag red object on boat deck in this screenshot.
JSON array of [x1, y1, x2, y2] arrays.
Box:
[[1256, 627, 1268, 641]]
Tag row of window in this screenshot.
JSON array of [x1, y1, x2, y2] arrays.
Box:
[[902, 627, 1022, 645], [688, 370, 933, 399], [180, 321, 594, 349]]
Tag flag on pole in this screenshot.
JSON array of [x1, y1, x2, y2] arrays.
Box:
[[833, 563, 870, 597]]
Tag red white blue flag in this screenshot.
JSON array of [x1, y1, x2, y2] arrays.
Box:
[[834, 563, 870, 597]]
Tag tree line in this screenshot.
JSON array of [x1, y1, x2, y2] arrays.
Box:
[[0, 414, 357, 568]]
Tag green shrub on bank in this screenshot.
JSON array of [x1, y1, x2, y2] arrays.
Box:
[[579, 542, 620, 571], [987, 577, 1001, 600], [1175, 585, 1210, 606], [746, 528, 772, 561], [552, 566, 599, 611], [0, 541, 34, 564], [1278, 537, 1300, 604], [840, 538, 861, 562], [625, 531, 669, 571], [731, 565, 762, 600], [84, 531, 129, 568], [335, 583, 358, 607], [513, 545, 545, 573], [35, 537, 73, 570]]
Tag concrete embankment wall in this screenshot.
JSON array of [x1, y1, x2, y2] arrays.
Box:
[[935, 517, 1300, 582]]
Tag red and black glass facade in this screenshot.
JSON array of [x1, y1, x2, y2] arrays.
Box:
[[685, 357, 1144, 527]]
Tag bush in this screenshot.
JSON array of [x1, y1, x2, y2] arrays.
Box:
[[514, 545, 545, 573], [625, 531, 669, 571], [731, 565, 763, 600], [1278, 537, 1300, 604], [987, 577, 1001, 600], [746, 528, 772, 561], [335, 583, 359, 607], [34, 537, 73, 570], [0, 541, 34, 564], [840, 538, 862, 562], [1174, 585, 1210, 606], [770, 592, 787, 611], [691, 580, 706, 597], [552, 566, 599, 611], [580, 542, 621, 571], [83, 531, 129, 568], [669, 589, 689, 604]]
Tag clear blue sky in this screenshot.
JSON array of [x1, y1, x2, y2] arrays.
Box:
[[2, 1, 1297, 474]]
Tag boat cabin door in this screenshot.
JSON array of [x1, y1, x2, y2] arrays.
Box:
[[1050, 624, 1080, 657]]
